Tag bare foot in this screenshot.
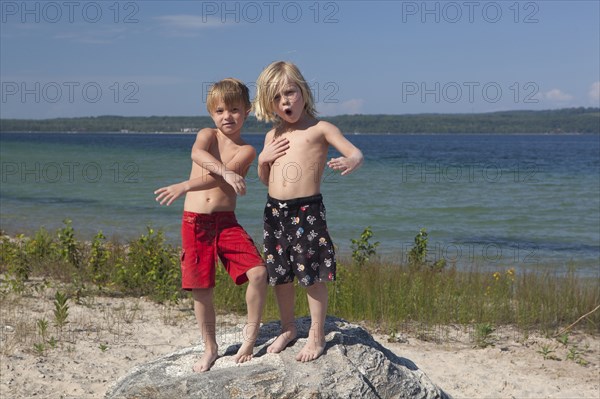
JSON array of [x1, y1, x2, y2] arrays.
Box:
[[233, 340, 256, 364], [267, 329, 297, 354], [192, 349, 218, 372], [295, 337, 326, 362]]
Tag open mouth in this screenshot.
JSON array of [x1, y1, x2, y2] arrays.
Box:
[[284, 109, 292, 116]]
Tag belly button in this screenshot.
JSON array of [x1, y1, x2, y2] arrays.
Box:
[[206, 198, 211, 202]]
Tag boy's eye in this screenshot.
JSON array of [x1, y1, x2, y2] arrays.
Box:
[[274, 95, 281, 101]]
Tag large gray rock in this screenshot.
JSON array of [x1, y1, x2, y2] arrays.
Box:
[[105, 316, 450, 399]]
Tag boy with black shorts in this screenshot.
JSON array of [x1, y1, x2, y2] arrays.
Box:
[[154, 78, 267, 372], [254, 61, 363, 362]]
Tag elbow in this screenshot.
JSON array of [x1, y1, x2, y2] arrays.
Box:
[[257, 164, 271, 186], [257, 172, 269, 187], [354, 150, 364, 166], [191, 149, 199, 164]]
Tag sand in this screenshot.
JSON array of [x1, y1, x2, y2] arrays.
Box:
[[1, 287, 598, 399]]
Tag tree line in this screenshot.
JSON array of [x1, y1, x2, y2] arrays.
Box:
[[1, 107, 598, 134]]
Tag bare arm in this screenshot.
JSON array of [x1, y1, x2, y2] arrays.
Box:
[[154, 143, 256, 206], [190, 128, 248, 194], [257, 131, 289, 186], [153, 177, 213, 206], [322, 122, 364, 175]]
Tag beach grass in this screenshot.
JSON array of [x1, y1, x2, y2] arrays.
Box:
[[1, 223, 598, 337]]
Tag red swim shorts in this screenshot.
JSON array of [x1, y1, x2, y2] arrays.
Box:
[[180, 211, 264, 290]]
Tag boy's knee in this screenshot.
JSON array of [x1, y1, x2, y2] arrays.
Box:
[[247, 265, 268, 284], [192, 287, 214, 300]]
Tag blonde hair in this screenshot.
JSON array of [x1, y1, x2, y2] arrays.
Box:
[[206, 78, 251, 114], [253, 61, 317, 124]]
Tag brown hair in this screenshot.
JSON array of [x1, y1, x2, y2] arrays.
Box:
[[206, 78, 251, 114]]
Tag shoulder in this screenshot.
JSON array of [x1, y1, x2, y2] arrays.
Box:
[[238, 142, 257, 157], [313, 120, 343, 139], [264, 128, 277, 142], [229, 141, 257, 166], [196, 127, 217, 140], [315, 120, 340, 132], [228, 142, 256, 173]]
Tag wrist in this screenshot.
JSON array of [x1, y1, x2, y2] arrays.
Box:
[[258, 156, 272, 168], [351, 151, 364, 165]]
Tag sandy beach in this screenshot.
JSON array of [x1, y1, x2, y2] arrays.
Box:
[[1, 287, 598, 399]]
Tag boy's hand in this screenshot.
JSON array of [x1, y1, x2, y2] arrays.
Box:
[[223, 170, 247, 196], [327, 155, 362, 176], [154, 182, 188, 206], [258, 137, 290, 166]]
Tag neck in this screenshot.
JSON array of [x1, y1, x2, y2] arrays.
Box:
[[281, 112, 316, 132], [217, 128, 242, 142]]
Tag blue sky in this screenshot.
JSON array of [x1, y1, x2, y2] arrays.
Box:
[[1, 0, 599, 118]]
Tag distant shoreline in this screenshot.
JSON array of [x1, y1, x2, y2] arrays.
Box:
[[1, 107, 599, 134]]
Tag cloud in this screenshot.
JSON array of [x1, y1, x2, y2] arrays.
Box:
[[155, 14, 225, 31], [588, 81, 600, 103], [339, 99, 365, 114], [319, 99, 365, 116], [53, 26, 128, 44], [153, 14, 230, 37], [543, 89, 574, 102]]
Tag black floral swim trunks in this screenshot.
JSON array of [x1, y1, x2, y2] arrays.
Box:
[[263, 194, 336, 287]]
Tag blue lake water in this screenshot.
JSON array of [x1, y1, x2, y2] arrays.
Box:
[[1, 132, 599, 276]]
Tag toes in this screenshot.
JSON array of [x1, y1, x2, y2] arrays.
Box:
[[235, 354, 253, 364], [193, 363, 208, 373]]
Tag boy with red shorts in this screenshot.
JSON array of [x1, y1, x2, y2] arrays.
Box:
[[154, 78, 267, 372]]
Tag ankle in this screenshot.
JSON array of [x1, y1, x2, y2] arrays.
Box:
[[307, 327, 325, 342], [203, 341, 218, 352], [282, 326, 297, 336], [280, 321, 297, 334]]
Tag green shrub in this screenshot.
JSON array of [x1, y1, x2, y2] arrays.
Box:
[[350, 226, 380, 267], [88, 231, 110, 288], [116, 227, 181, 303], [1, 224, 598, 335], [408, 228, 446, 271], [57, 219, 81, 268]]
